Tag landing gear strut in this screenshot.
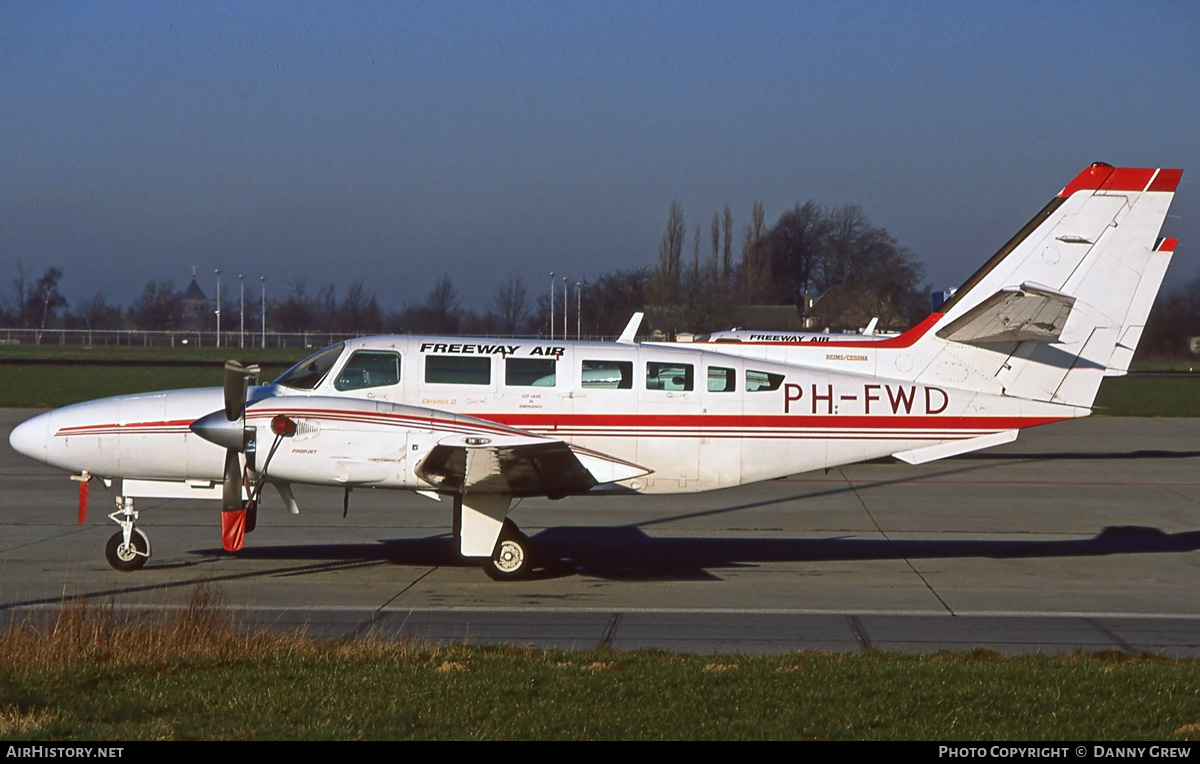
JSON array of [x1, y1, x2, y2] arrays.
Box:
[[105, 496, 151, 572], [483, 519, 533, 581]]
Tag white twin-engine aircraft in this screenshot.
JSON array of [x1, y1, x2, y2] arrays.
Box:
[[8, 163, 1182, 579]]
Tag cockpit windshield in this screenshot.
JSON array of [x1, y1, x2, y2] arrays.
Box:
[[274, 343, 345, 390]]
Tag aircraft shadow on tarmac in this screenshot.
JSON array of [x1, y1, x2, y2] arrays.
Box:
[[184, 454, 1200, 582], [185, 524, 1200, 582]]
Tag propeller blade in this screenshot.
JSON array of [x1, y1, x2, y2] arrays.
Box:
[[221, 449, 246, 552], [222, 450, 241, 510], [223, 360, 246, 421], [219, 358, 262, 551]]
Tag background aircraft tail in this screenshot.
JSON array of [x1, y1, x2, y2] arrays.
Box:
[[910, 164, 1181, 409]]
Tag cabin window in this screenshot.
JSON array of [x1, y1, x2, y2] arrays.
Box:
[[646, 362, 693, 392], [275, 343, 345, 390], [746, 369, 784, 392], [334, 350, 402, 391], [506, 358, 556, 387], [581, 360, 632, 389], [425, 356, 491, 385], [708, 366, 736, 393]]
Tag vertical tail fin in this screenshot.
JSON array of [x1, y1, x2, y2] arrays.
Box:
[[915, 164, 1181, 408]]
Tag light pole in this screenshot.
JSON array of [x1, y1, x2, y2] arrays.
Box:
[[576, 282, 581, 339], [260, 277, 266, 349], [562, 276, 568, 340], [214, 269, 222, 349], [238, 274, 245, 349], [549, 272, 555, 340]]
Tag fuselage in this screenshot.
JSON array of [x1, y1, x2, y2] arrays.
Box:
[[10, 330, 1082, 496]]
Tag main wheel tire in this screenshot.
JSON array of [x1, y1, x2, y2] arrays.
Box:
[[105, 529, 149, 572], [483, 523, 533, 581]]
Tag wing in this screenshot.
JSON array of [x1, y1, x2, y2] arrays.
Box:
[[241, 397, 651, 497], [416, 431, 651, 498]]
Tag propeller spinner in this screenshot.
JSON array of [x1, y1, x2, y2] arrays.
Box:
[[190, 360, 259, 552]]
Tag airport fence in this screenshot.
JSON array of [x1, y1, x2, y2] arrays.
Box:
[[0, 328, 619, 349], [0, 328, 359, 349]]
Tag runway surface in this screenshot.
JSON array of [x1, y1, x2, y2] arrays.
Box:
[[3, 409, 1199, 655]]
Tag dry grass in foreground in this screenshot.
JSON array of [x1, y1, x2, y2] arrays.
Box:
[[4, 584, 1200, 740]]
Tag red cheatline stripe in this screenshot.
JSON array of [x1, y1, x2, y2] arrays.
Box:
[[249, 408, 525, 438], [482, 413, 1065, 430], [56, 419, 194, 436], [54, 411, 1068, 439]]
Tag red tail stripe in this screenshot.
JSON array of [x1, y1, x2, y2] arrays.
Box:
[[1059, 166, 1179, 197], [1148, 169, 1183, 194]]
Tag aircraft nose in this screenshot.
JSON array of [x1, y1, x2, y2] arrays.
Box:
[[9, 413, 50, 462]]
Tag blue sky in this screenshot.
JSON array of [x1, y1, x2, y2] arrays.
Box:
[[3, 0, 1197, 310]]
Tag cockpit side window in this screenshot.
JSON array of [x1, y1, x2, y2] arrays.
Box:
[[335, 350, 402, 391], [275, 343, 345, 390]]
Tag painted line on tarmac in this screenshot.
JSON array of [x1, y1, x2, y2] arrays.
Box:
[[6, 602, 1200, 620]]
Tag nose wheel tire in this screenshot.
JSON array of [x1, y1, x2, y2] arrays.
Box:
[[483, 523, 533, 581], [105, 529, 150, 572]]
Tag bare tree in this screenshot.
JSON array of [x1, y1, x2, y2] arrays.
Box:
[[270, 277, 317, 332], [8, 258, 29, 323], [741, 201, 768, 302], [400, 275, 461, 334], [76, 293, 122, 335], [767, 200, 825, 308], [654, 200, 685, 304], [18, 266, 68, 336], [722, 204, 733, 299], [488, 275, 529, 334], [130, 280, 181, 330], [340, 279, 384, 333], [710, 212, 720, 295]]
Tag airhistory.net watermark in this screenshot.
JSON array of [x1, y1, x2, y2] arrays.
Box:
[[5, 748, 124, 759]]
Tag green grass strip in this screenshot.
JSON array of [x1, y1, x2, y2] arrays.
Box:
[[2, 592, 1200, 740]]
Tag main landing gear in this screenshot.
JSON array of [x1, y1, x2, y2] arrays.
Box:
[[453, 495, 535, 581], [105, 496, 151, 572], [483, 519, 533, 581]]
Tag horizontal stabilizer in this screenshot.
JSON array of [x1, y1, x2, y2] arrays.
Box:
[[937, 283, 1074, 345], [893, 430, 1018, 465]]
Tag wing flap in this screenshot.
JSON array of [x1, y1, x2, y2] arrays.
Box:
[[416, 439, 650, 498]]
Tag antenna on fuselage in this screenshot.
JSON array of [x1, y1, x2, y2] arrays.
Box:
[[617, 312, 643, 345]]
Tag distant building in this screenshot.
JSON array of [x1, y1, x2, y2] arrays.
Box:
[[178, 277, 210, 330]]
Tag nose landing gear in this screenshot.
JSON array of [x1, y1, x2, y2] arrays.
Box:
[[105, 496, 151, 572]]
